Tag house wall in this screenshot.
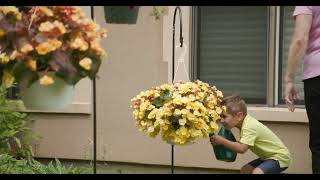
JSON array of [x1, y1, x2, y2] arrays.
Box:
[[30, 6, 311, 174]]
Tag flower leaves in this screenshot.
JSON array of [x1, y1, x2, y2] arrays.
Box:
[[153, 90, 170, 108], [11, 60, 38, 91]]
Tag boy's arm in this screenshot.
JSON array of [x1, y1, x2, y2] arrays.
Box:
[[211, 135, 249, 154]]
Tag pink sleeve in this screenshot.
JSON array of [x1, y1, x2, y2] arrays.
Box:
[[293, 6, 313, 17]]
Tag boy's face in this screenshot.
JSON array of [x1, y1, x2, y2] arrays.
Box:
[[220, 112, 243, 130]]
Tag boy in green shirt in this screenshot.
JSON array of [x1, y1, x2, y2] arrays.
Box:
[[210, 95, 291, 174]]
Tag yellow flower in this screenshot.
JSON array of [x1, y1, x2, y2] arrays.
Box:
[[215, 107, 222, 114], [39, 6, 54, 16], [173, 109, 181, 115], [139, 101, 150, 112], [172, 98, 182, 105], [26, 58, 37, 71], [71, 37, 89, 51], [49, 39, 62, 49], [79, 57, 92, 70], [0, 52, 10, 64], [0, 6, 21, 20], [1, 6, 17, 14], [36, 42, 51, 55], [216, 90, 223, 98], [39, 21, 54, 32], [210, 121, 219, 131], [10, 50, 21, 60], [193, 110, 201, 116], [39, 20, 66, 35], [147, 108, 158, 119], [53, 20, 66, 34], [178, 118, 187, 126], [222, 105, 227, 112], [147, 126, 155, 133], [181, 109, 189, 115], [209, 110, 220, 121], [0, 28, 5, 38], [2, 70, 14, 88], [191, 129, 202, 137], [20, 44, 34, 54], [189, 94, 196, 101], [39, 75, 54, 86], [140, 121, 147, 127]]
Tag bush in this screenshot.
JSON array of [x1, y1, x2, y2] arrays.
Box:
[[0, 153, 92, 174], [0, 85, 39, 160]]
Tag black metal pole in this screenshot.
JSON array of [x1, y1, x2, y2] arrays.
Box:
[[90, 6, 97, 174], [172, 6, 183, 174]]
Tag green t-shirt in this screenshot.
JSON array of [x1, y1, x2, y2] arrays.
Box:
[[239, 114, 291, 168]]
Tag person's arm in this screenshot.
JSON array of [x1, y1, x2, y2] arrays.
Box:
[[210, 135, 249, 154], [285, 14, 312, 112]]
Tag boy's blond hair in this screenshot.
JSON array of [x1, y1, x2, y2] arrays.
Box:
[[222, 95, 247, 117]]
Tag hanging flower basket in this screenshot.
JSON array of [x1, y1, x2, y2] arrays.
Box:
[[130, 80, 226, 145], [0, 6, 107, 110], [104, 6, 139, 24]]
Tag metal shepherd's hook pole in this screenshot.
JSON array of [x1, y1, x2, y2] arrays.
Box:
[[172, 6, 183, 174], [90, 6, 97, 174]]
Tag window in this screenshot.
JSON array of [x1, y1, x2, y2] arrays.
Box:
[[279, 6, 305, 105], [192, 6, 305, 107], [195, 6, 268, 104]]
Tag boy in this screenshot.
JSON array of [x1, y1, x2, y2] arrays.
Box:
[[210, 95, 291, 174]]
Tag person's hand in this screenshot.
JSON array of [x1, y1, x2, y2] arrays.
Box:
[[210, 135, 224, 145], [285, 81, 301, 112]]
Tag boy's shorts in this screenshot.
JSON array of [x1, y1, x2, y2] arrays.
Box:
[[248, 158, 288, 174]]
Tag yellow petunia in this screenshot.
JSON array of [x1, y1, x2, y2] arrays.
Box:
[[36, 42, 52, 55], [210, 121, 219, 132], [147, 126, 155, 133], [20, 44, 34, 54], [39, 75, 54, 86], [0, 52, 10, 64], [71, 37, 89, 51], [0, 6, 21, 20], [216, 90, 223, 98], [26, 58, 37, 71], [49, 39, 62, 49], [39, 6, 54, 16], [173, 109, 181, 115], [147, 108, 158, 119], [189, 94, 196, 101], [10, 50, 21, 60], [172, 97, 182, 105], [215, 107, 222, 114], [178, 118, 187, 126], [2, 70, 14, 88], [39, 21, 55, 32], [0, 28, 5, 38], [79, 57, 92, 70]]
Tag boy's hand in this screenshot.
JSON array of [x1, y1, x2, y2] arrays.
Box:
[[210, 135, 224, 145]]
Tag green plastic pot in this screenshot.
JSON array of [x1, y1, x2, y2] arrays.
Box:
[[211, 127, 237, 162], [20, 72, 74, 111], [104, 6, 139, 24]]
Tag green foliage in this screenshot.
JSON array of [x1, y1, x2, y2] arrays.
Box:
[[0, 154, 92, 174], [0, 85, 38, 160], [153, 90, 171, 108]]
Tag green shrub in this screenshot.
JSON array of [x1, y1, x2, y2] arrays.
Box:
[[0, 85, 39, 160], [0, 153, 92, 174]]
